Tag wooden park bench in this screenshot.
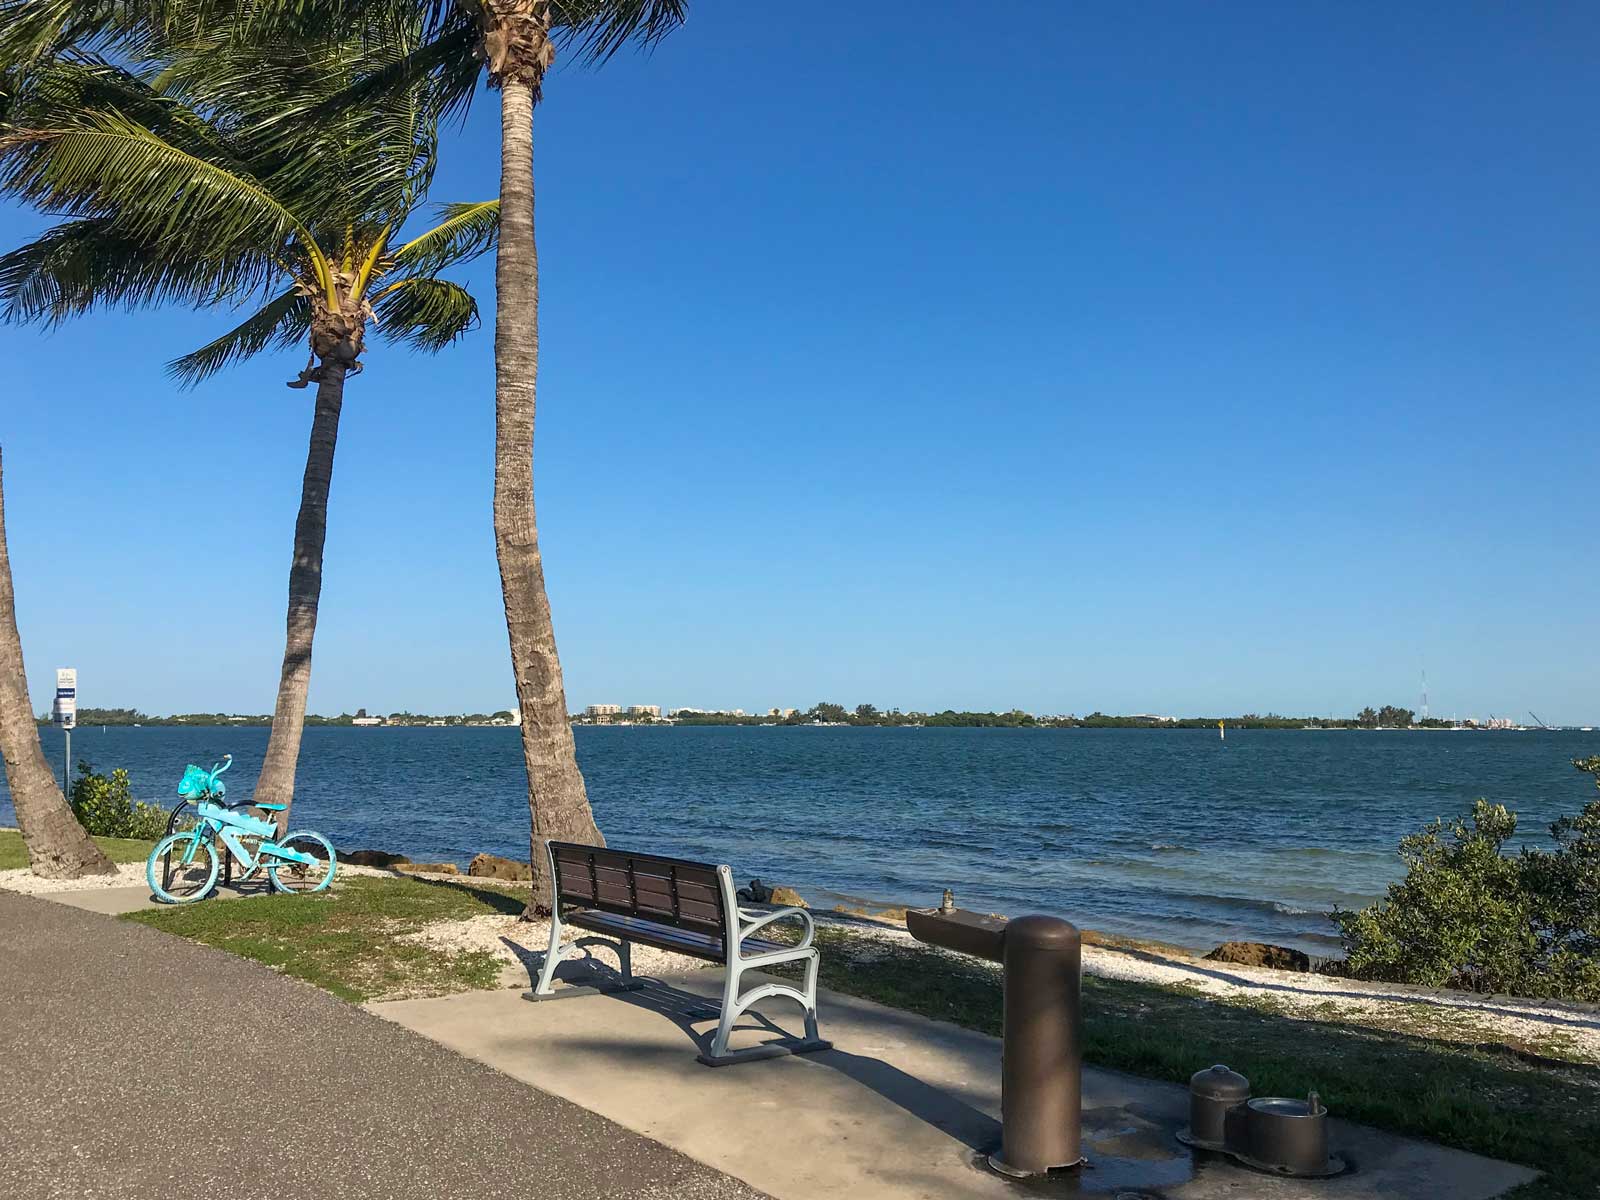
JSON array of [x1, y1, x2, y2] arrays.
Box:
[[524, 840, 830, 1066]]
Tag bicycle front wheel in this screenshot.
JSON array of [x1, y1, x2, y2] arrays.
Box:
[[266, 832, 337, 895], [147, 832, 219, 904]]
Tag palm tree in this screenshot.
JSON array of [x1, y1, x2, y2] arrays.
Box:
[[0, 35, 496, 833], [296, 1, 689, 907], [430, 2, 690, 909], [2, 0, 688, 907], [0, 447, 116, 877]]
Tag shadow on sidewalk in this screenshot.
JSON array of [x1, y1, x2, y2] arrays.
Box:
[[521, 947, 1003, 1154]]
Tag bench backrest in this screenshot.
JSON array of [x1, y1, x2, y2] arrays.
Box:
[[547, 841, 732, 939]]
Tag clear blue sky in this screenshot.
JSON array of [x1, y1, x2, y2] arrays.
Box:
[[4, 1, 1597, 723]]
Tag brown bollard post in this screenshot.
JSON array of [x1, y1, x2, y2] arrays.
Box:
[[904, 905, 1084, 1179], [991, 915, 1083, 1177]]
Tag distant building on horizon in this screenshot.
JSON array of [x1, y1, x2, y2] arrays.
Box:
[[628, 704, 662, 718], [586, 704, 622, 716]]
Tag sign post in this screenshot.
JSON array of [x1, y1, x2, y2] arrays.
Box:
[[53, 668, 76, 795]]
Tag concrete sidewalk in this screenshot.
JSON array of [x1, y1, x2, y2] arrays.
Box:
[[42, 878, 265, 914], [0, 892, 767, 1200], [373, 970, 1539, 1200]]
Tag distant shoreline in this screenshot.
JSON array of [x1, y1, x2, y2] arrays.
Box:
[[39, 716, 1594, 733]]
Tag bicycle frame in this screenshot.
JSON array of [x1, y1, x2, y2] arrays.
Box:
[[179, 810, 317, 872], [217, 824, 316, 872]]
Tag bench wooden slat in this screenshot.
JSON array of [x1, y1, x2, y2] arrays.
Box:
[[566, 909, 787, 962], [575, 895, 723, 933], [548, 840, 736, 952]]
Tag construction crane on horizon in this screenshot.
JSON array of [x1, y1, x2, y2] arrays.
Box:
[[1529, 711, 1555, 730]]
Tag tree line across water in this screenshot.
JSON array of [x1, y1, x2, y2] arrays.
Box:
[[44, 707, 518, 727], [59, 702, 1466, 729], [626, 703, 1476, 729]]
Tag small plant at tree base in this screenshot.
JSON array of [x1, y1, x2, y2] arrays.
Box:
[[70, 763, 167, 841], [1334, 756, 1600, 1002]]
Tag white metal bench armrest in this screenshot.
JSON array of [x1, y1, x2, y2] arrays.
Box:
[[737, 905, 814, 951]]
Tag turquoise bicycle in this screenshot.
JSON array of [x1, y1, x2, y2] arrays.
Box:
[[145, 755, 337, 904]]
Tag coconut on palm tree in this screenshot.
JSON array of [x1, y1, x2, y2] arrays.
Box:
[[0, 32, 497, 832], [0, 446, 116, 878]]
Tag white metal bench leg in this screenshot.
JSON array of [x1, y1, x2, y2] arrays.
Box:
[[531, 908, 568, 996], [524, 910, 643, 1002], [698, 955, 831, 1065], [709, 960, 743, 1061], [802, 949, 821, 1042]]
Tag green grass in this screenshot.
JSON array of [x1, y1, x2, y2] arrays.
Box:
[[125, 875, 528, 1002], [783, 925, 1600, 1200], [0, 828, 154, 870]]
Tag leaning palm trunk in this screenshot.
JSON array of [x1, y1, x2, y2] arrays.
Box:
[[0, 447, 115, 878], [495, 80, 602, 913], [252, 363, 348, 832]]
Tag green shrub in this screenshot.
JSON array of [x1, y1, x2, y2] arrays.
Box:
[[70, 762, 169, 840], [1334, 756, 1600, 1002]]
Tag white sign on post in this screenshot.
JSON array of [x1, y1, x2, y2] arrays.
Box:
[[54, 667, 77, 730]]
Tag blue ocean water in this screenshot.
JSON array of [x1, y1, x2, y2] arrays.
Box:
[[5, 725, 1593, 955]]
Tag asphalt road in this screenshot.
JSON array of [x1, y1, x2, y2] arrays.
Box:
[[0, 891, 768, 1200]]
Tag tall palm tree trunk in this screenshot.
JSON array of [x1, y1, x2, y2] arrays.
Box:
[[495, 80, 602, 913], [0, 447, 114, 877], [252, 363, 347, 832]]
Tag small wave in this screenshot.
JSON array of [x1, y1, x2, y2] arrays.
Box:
[[1149, 842, 1197, 853], [1160, 891, 1335, 921], [1271, 846, 1386, 861]]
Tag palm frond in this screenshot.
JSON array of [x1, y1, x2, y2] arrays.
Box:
[[373, 275, 478, 352], [1, 0, 482, 379], [150, 19, 452, 233], [390, 200, 497, 277], [0, 216, 265, 324], [168, 286, 311, 385], [285, 16, 480, 130], [0, 1, 128, 73], [552, 0, 688, 66], [0, 1, 213, 77], [8, 55, 246, 172], [0, 110, 313, 284]]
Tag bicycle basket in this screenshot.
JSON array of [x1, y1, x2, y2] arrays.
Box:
[[177, 764, 214, 801]]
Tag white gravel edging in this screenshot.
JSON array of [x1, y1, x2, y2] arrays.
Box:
[[397, 914, 707, 987], [0, 863, 150, 893]]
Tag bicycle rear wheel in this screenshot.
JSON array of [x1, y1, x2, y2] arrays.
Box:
[[266, 832, 337, 895], [147, 832, 219, 903]]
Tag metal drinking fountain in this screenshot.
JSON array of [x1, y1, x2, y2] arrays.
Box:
[[906, 898, 1083, 1177]]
